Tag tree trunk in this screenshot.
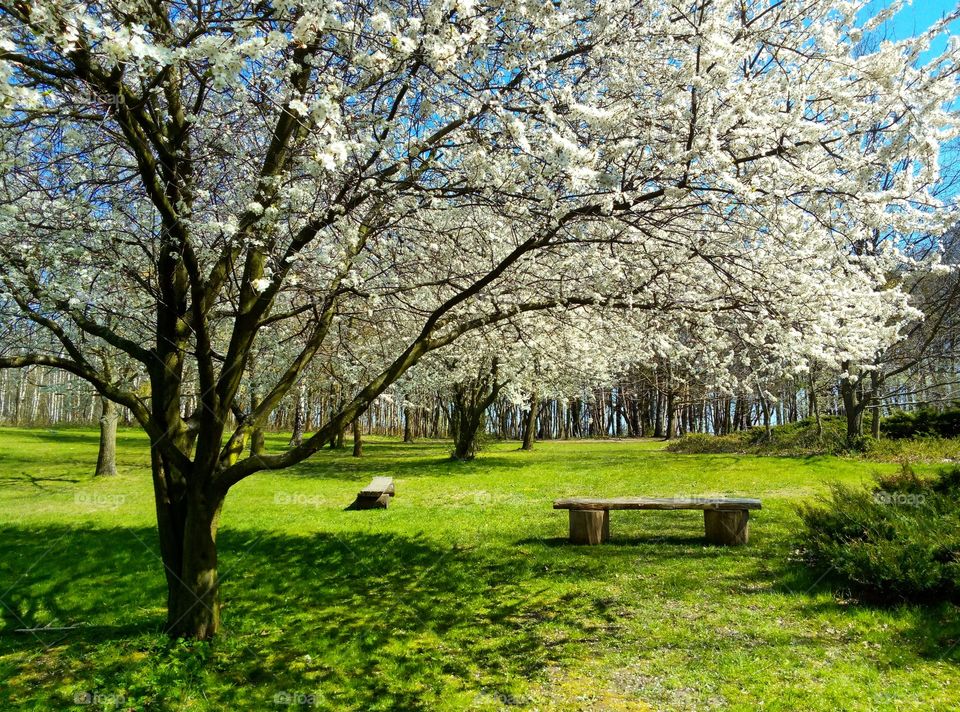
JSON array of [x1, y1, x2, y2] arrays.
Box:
[[653, 390, 664, 438], [870, 370, 882, 440], [521, 393, 538, 450], [289, 386, 306, 448], [352, 418, 363, 457], [809, 372, 823, 440], [151, 449, 224, 640], [403, 405, 414, 443], [757, 386, 772, 441], [250, 427, 265, 457], [449, 368, 501, 460], [840, 366, 865, 443], [165, 490, 224, 640], [451, 413, 483, 460], [664, 391, 676, 440], [94, 397, 118, 476]]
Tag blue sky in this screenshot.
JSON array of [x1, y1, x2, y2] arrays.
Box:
[[862, 0, 959, 63]]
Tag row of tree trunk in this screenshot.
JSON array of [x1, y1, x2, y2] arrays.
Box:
[[8, 363, 960, 478]]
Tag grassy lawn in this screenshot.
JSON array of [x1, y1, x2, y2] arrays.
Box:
[[0, 427, 958, 710]]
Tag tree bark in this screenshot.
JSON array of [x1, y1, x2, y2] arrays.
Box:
[[352, 418, 363, 457], [808, 372, 823, 440], [164, 487, 224, 640], [250, 428, 265, 457], [150, 446, 224, 640], [94, 396, 118, 477], [840, 364, 866, 443], [451, 408, 484, 460], [870, 370, 882, 440], [521, 393, 538, 450], [449, 366, 500, 460], [664, 391, 676, 440], [249, 387, 265, 456], [756, 386, 772, 441], [289, 385, 306, 448], [403, 405, 414, 443]]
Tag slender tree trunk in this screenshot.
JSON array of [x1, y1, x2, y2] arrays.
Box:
[[250, 428, 265, 456], [840, 365, 865, 443], [664, 391, 676, 440], [249, 388, 265, 456], [352, 418, 363, 457], [870, 371, 882, 440], [289, 385, 306, 448], [521, 393, 538, 450], [756, 386, 772, 441], [808, 372, 823, 440], [403, 405, 414, 443], [653, 390, 664, 438], [94, 397, 118, 476]]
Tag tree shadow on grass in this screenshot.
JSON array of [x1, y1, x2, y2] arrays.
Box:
[[21, 429, 147, 449], [748, 548, 960, 665], [529, 535, 712, 548], [3, 521, 959, 709], [0, 524, 617, 710], [0, 472, 81, 490], [284, 451, 529, 482]]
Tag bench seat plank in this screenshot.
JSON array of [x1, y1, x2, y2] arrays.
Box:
[[359, 476, 395, 498], [553, 496, 761, 511]]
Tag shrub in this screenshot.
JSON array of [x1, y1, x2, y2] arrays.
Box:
[[796, 465, 960, 603], [882, 406, 960, 440], [860, 435, 960, 464], [665, 415, 960, 462], [665, 416, 849, 456]]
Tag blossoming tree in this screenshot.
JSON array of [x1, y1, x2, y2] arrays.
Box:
[[0, 0, 954, 638]]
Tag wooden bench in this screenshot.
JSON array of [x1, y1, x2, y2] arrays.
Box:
[[347, 477, 395, 510], [553, 497, 762, 545]]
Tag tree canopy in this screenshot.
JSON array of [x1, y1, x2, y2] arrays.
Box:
[[0, 0, 956, 638]]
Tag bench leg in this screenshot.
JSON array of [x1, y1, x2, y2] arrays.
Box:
[[351, 493, 390, 510], [569, 509, 609, 545], [703, 510, 749, 545]]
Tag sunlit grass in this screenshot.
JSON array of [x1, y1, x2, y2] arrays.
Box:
[[0, 427, 957, 710]]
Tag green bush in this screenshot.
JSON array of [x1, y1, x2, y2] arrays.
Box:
[[860, 435, 960, 463], [882, 407, 960, 439], [665, 415, 960, 462], [796, 465, 960, 603], [665, 416, 849, 456]]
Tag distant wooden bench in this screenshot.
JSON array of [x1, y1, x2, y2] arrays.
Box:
[[347, 477, 395, 510], [553, 497, 762, 546]]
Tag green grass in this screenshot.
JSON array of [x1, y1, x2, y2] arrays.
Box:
[[0, 427, 959, 710]]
